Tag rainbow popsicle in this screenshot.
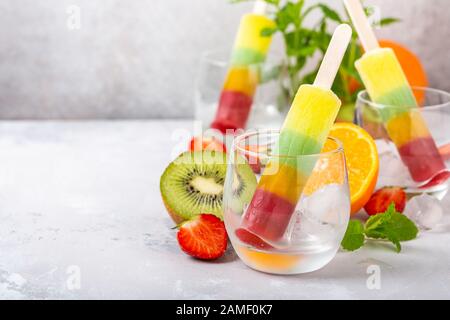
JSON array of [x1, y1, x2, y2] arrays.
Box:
[[346, 0, 446, 184], [237, 24, 353, 246], [211, 2, 275, 133]]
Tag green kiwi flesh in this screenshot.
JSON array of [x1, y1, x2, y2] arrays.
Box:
[[160, 151, 256, 221]]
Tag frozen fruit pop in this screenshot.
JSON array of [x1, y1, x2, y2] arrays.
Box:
[[345, 0, 446, 184], [211, 1, 275, 133], [237, 24, 352, 246]]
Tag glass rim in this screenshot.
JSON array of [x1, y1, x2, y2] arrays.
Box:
[[200, 47, 286, 68], [233, 129, 344, 160], [200, 48, 229, 68], [357, 86, 450, 111]]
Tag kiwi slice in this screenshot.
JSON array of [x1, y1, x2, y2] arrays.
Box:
[[160, 151, 256, 222]]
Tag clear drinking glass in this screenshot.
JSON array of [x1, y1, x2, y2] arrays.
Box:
[[194, 50, 288, 131], [223, 130, 351, 275], [356, 87, 450, 199]]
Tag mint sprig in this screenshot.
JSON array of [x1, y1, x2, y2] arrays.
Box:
[[341, 203, 419, 253]]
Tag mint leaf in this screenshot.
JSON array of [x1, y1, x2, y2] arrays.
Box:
[[275, 1, 303, 31], [264, 0, 280, 5], [364, 229, 385, 240], [383, 212, 419, 241], [364, 203, 418, 252], [365, 204, 393, 232], [383, 229, 402, 253], [365, 203, 418, 242], [340, 204, 418, 253], [317, 4, 341, 22], [261, 27, 278, 37], [378, 17, 401, 26], [341, 220, 365, 251]]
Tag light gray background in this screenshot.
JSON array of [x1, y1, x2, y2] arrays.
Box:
[[0, 0, 449, 119]]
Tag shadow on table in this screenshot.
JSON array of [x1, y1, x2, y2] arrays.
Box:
[[212, 247, 239, 264], [266, 241, 434, 281]]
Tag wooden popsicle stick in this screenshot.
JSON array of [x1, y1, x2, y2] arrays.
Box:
[[344, 0, 380, 52], [314, 24, 353, 90], [253, 0, 269, 15]]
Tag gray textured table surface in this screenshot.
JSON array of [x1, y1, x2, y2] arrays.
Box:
[[0, 120, 449, 299]]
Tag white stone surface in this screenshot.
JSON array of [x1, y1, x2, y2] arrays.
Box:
[[0, 120, 449, 299]]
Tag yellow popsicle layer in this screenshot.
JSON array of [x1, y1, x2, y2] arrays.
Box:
[[234, 14, 275, 55], [222, 67, 259, 97], [386, 111, 432, 147], [257, 162, 308, 204], [281, 85, 342, 153], [355, 48, 417, 110]]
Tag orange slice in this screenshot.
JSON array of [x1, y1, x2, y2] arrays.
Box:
[[303, 138, 346, 196], [329, 123, 379, 215]]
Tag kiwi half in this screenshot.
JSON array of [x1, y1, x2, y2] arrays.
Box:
[[160, 151, 256, 223]]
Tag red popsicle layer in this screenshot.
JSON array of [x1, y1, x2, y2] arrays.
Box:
[[237, 188, 296, 246], [211, 91, 253, 134], [398, 137, 447, 183]]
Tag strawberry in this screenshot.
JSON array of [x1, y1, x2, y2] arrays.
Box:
[[364, 187, 406, 216], [177, 214, 227, 260], [189, 136, 226, 153]]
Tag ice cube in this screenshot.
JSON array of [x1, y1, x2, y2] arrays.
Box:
[[378, 147, 414, 187], [404, 194, 443, 230], [287, 209, 334, 246], [289, 184, 350, 244]]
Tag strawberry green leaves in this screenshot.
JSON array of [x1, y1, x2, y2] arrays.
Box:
[[341, 204, 419, 253]]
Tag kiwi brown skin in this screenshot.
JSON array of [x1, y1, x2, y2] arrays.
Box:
[[162, 198, 185, 224]]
